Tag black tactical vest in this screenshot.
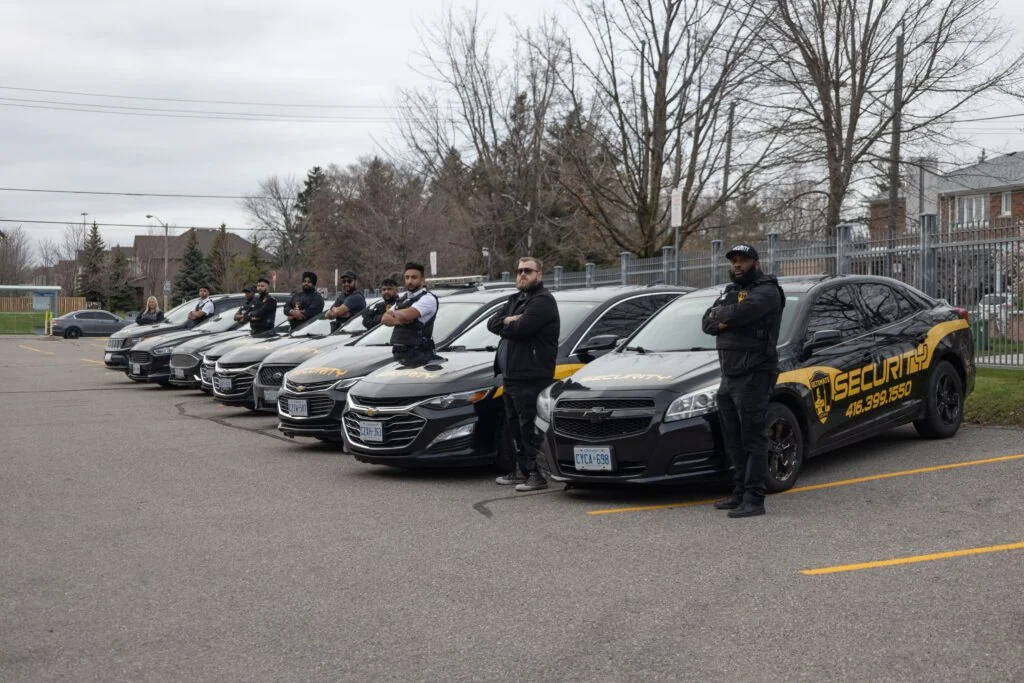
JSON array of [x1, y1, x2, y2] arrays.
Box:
[[390, 288, 439, 350]]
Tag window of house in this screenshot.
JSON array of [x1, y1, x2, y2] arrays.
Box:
[[955, 195, 988, 224], [1002, 191, 1012, 217]]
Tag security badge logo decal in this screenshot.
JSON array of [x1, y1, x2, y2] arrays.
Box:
[[737, 290, 747, 303], [810, 371, 832, 424]]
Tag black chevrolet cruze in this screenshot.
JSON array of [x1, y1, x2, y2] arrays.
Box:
[[534, 275, 975, 491], [342, 286, 691, 469]]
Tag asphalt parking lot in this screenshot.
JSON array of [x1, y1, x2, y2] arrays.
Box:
[[3, 337, 1023, 682]]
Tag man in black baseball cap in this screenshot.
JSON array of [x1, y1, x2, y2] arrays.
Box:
[[325, 270, 366, 332], [234, 284, 258, 324], [701, 243, 785, 518]]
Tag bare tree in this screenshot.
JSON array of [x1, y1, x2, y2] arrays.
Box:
[[0, 226, 34, 284], [36, 238, 61, 285], [242, 176, 305, 287], [747, 0, 1024, 236]]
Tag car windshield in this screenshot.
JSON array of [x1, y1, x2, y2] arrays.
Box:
[[352, 301, 489, 347], [623, 292, 802, 352], [289, 318, 332, 337], [445, 300, 599, 350], [163, 299, 199, 325]]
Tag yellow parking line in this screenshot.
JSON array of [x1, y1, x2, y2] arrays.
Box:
[[80, 358, 104, 365], [586, 453, 1024, 516], [802, 541, 1024, 575], [18, 344, 54, 356]]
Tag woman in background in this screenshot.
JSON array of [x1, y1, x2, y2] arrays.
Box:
[[136, 296, 164, 325]]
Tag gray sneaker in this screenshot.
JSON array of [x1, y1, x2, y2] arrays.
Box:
[[495, 472, 525, 485], [515, 472, 548, 492]]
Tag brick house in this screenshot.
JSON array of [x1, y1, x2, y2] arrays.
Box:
[[937, 152, 1024, 231]]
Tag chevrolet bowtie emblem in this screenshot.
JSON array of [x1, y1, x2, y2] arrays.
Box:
[[296, 385, 305, 392], [366, 408, 378, 417]]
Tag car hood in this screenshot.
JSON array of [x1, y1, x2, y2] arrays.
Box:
[[175, 329, 253, 354], [218, 335, 330, 365], [353, 351, 496, 397], [261, 334, 352, 366], [287, 345, 396, 383], [562, 350, 721, 394], [132, 328, 210, 351], [111, 321, 184, 341]]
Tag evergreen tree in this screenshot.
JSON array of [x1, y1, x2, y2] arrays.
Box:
[[106, 248, 135, 312], [206, 223, 232, 293], [171, 230, 213, 305], [77, 222, 107, 306], [225, 243, 265, 292], [295, 166, 327, 220]]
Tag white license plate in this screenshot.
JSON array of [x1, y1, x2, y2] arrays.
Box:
[[574, 446, 613, 471], [131, 363, 141, 375], [265, 389, 280, 403], [104, 353, 113, 362], [287, 399, 307, 417], [174, 368, 186, 379], [359, 420, 384, 442], [216, 377, 233, 392]]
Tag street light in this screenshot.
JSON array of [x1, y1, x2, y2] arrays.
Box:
[[146, 214, 170, 311]]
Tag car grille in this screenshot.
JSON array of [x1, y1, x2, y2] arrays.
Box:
[[213, 372, 254, 398], [106, 339, 124, 350], [278, 395, 335, 419], [170, 353, 199, 369], [129, 351, 152, 364], [217, 361, 254, 370], [553, 416, 652, 441], [343, 413, 426, 449], [556, 398, 655, 410], [259, 364, 296, 387], [349, 395, 430, 408], [284, 377, 337, 393], [200, 363, 214, 385]]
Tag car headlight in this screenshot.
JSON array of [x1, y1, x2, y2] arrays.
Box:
[[421, 388, 491, 410], [331, 376, 364, 391], [536, 384, 554, 422], [125, 337, 140, 348], [664, 384, 719, 422], [153, 346, 175, 356]]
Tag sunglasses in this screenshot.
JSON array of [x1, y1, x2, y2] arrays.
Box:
[[341, 278, 353, 283], [516, 268, 538, 275]]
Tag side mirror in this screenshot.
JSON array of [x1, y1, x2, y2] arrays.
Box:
[[577, 334, 619, 354], [803, 329, 843, 356]]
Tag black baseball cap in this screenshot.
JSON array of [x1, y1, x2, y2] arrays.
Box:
[[341, 270, 358, 280], [725, 244, 759, 261], [242, 284, 255, 293]]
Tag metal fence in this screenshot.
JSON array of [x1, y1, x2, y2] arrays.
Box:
[[498, 214, 1023, 368]]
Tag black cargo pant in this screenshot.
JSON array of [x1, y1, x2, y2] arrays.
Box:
[[501, 378, 550, 475], [717, 369, 778, 503]]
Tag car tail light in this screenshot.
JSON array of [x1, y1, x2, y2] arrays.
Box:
[[954, 307, 969, 322]]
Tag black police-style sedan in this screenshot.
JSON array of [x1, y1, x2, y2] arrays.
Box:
[[343, 285, 690, 469], [535, 275, 975, 491], [103, 294, 247, 369]]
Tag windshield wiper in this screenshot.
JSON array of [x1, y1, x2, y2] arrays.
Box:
[[467, 345, 498, 352], [685, 346, 715, 351], [625, 345, 647, 353]]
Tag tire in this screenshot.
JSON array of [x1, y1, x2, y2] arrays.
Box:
[[913, 360, 964, 439], [765, 402, 804, 493], [64, 327, 81, 339]]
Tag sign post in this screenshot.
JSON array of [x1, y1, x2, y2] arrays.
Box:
[[670, 188, 683, 285]]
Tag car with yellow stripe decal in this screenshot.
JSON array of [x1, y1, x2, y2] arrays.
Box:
[[534, 275, 974, 491], [341, 286, 691, 469]]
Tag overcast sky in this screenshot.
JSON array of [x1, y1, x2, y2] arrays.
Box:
[[3, 0, 1024, 251]]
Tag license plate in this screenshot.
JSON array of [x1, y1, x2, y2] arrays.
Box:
[[174, 368, 186, 379], [216, 377, 233, 392], [574, 446, 613, 471], [265, 389, 280, 403], [104, 353, 112, 363], [359, 420, 384, 442], [131, 363, 141, 375], [287, 399, 307, 417]]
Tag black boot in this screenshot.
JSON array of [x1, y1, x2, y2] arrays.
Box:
[[713, 493, 743, 510], [727, 501, 766, 518]]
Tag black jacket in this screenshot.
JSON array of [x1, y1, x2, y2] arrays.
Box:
[[136, 311, 164, 325], [248, 293, 277, 333], [361, 297, 397, 329], [287, 289, 324, 329], [487, 284, 559, 382], [701, 271, 784, 376]]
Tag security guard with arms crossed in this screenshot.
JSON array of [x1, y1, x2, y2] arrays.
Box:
[[701, 244, 785, 518], [382, 262, 439, 366]]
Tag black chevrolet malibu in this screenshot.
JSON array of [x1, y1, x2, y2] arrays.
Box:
[[343, 285, 691, 469], [103, 294, 246, 369], [535, 275, 975, 491]]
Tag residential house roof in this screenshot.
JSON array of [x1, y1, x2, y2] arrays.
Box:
[[938, 152, 1024, 195]]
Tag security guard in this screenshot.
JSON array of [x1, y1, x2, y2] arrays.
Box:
[[286, 271, 325, 331], [247, 276, 277, 334], [325, 270, 366, 332], [233, 284, 257, 324], [382, 262, 439, 366], [361, 277, 399, 328], [184, 285, 214, 329], [701, 244, 785, 518]]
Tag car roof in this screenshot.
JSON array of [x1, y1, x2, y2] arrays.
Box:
[[430, 289, 514, 304], [684, 274, 928, 298], [552, 284, 693, 303]]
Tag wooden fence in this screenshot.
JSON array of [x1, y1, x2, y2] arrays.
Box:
[[0, 297, 89, 314]]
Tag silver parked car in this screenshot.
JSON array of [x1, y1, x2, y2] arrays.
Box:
[[52, 310, 132, 339]]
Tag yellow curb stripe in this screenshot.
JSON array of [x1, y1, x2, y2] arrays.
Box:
[[80, 358, 105, 365], [18, 344, 54, 355], [801, 541, 1024, 575], [585, 453, 1024, 516]]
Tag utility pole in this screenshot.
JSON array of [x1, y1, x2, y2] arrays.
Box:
[[146, 214, 170, 311], [887, 27, 905, 274], [721, 102, 736, 241]]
